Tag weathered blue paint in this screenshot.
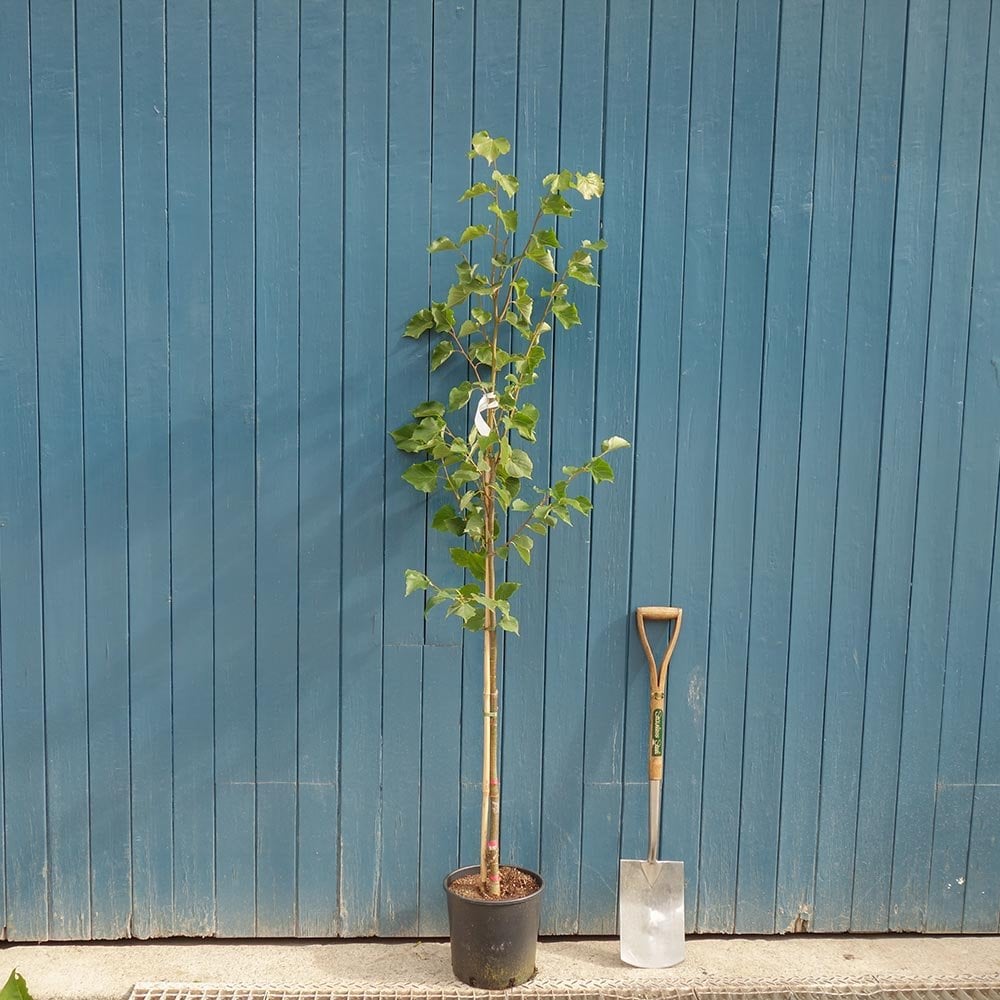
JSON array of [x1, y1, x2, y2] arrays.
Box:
[[851, 0, 948, 934], [296, 0, 344, 938], [0, 0, 996, 941], [122, 0, 173, 940], [210, 0, 257, 939], [77, 0, 131, 942]]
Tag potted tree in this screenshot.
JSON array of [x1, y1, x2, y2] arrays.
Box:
[[392, 131, 629, 989]]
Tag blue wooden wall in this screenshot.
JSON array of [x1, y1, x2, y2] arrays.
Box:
[[0, 0, 997, 941]]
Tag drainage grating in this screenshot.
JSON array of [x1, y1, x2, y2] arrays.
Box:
[[130, 978, 1000, 1000]]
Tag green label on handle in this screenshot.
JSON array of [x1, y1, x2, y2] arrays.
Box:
[[652, 708, 664, 757]]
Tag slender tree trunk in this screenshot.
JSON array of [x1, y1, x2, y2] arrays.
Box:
[[481, 478, 501, 897]]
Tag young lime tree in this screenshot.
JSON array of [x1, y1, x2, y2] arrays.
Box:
[[392, 132, 629, 898]]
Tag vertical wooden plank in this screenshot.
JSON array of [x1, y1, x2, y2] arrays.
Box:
[[253, 0, 300, 937], [31, 0, 92, 940], [813, 0, 906, 933], [775, 0, 863, 935], [379, 0, 432, 938], [656, 0, 734, 936], [210, 0, 256, 939], [624, 0, 693, 934], [962, 13, 1000, 936], [735, 0, 822, 935], [122, 0, 173, 939], [850, 0, 947, 933], [0, 0, 49, 943], [417, 0, 473, 936], [297, 0, 343, 939], [340, 0, 387, 938], [499, 0, 562, 882], [891, 0, 987, 932], [694, 0, 778, 934], [458, 0, 519, 872], [578, 0, 651, 935], [964, 560, 1000, 931], [166, 0, 215, 936], [77, 0, 131, 940], [923, 0, 992, 933], [541, 0, 610, 935]]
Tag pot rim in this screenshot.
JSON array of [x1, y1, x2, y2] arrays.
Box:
[[444, 864, 544, 906]]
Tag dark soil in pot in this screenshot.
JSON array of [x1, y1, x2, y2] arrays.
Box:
[[444, 865, 544, 990]]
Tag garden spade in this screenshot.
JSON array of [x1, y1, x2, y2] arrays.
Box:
[[619, 605, 685, 969]]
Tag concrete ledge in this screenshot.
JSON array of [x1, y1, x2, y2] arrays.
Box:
[[1, 936, 998, 1000]]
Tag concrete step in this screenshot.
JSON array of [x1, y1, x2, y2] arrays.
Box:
[[2, 936, 998, 1000]]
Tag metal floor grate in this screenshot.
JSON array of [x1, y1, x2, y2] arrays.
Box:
[[130, 976, 1000, 1000]]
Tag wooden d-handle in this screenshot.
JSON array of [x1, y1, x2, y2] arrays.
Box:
[[636, 606, 683, 780], [636, 605, 682, 622]]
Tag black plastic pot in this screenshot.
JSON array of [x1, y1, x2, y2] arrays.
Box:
[[444, 865, 544, 990]]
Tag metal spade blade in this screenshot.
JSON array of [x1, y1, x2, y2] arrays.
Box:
[[619, 786, 685, 967]]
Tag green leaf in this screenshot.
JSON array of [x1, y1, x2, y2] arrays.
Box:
[[567, 252, 598, 286], [566, 494, 593, 515], [428, 236, 458, 253], [511, 498, 531, 512], [471, 306, 492, 326], [601, 435, 631, 452], [499, 614, 520, 636], [466, 514, 487, 545], [449, 464, 480, 487], [510, 403, 539, 442], [551, 503, 573, 524], [495, 581, 521, 601], [488, 202, 518, 233], [583, 238, 608, 251], [404, 569, 431, 597], [458, 319, 480, 338], [506, 315, 533, 339], [448, 382, 474, 411], [402, 460, 439, 493], [540, 192, 574, 217], [430, 302, 455, 331], [536, 228, 561, 248], [573, 171, 605, 199], [492, 169, 519, 197], [463, 609, 486, 631], [430, 340, 454, 371], [470, 341, 495, 364], [517, 344, 546, 375], [524, 239, 556, 274], [412, 400, 445, 418], [510, 534, 533, 565], [450, 546, 486, 581], [470, 130, 511, 164], [450, 601, 478, 623], [505, 447, 533, 479], [552, 298, 581, 329], [432, 504, 465, 535], [0, 973, 32, 1000], [390, 422, 419, 451], [542, 169, 573, 193], [460, 224, 490, 244], [589, 457, 615, 484], [404, 308, 435, 339], [459, 181, 493, 202], [425, 590, 451, 615]]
